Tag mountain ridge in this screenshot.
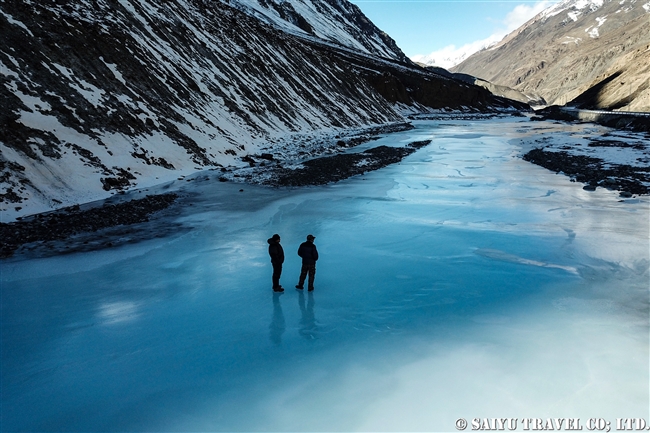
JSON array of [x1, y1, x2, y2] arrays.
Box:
[[227, 0, 408, 62], [451, 0, 650, 111]]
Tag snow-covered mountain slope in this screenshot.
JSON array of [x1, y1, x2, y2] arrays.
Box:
[[0, 0, 523, 222], [225, 0, 408, 61], [452, 0, 650, 110]]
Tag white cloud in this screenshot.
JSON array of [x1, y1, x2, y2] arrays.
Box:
[[503, 2, 553, 31], [411, 36, 500, 70], [411, 1, 554, 69]]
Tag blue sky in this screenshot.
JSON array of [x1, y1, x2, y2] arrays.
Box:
[[348, 0, 558, 66]]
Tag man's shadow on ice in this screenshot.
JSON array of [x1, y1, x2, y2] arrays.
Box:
[[269, 290, 318, 345], [269, 292, 286, 346], [298, 290, 317, 340]]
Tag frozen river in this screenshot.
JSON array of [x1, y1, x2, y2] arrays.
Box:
[[1, 117, 648, 431]]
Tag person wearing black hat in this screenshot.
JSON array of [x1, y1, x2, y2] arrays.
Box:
[[296, 234, 318, 291], [267, 233, 284, 292]]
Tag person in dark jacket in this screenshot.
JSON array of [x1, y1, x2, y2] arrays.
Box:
[[267, 233, 284, 292], [295, 234, 318, 291]]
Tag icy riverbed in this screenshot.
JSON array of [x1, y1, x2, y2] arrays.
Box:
[[1, 118, 648, 431]]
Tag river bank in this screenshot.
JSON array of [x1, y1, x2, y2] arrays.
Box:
[[2, 114, 648, 259]]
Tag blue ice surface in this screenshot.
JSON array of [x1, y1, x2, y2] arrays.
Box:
[[1, 118, 648, 431]]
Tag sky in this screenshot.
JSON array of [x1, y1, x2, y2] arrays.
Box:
[[348, 0, 560, 68]]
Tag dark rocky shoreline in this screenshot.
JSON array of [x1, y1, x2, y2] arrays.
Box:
[[521, 123, 650, 198], [0, 194, 179, 258], [533, 106, 650, 133], [523, 148, 650, 196], [265, 140, 431, 187]]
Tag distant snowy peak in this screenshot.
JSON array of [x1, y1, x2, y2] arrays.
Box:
[[542, 0, 605, 18], [491, 0, 648, 50], [411, 40, 498, 70], [225, 0, 407, 61], [537, 0, 646, 27], [452, 0, 649, 111]]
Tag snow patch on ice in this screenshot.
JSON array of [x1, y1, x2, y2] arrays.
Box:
[[475, 248, 579, 274], [97, 302, 139, 325]]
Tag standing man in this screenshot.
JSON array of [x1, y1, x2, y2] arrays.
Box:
[[296, 234, 318, 291], [267, 233, 284, 292]]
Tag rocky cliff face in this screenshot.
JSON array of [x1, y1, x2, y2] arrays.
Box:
[[0, 0, 522, 221], [452, 0, 650, 110]]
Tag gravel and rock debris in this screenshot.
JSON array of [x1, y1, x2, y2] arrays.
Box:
[[523, 148, 650, 195], [1, 193, 179, 258], [265, 141, 431, 187]]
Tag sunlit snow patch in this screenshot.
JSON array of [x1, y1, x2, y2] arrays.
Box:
[[97, 301, 139, 325], [474, 248, 579, 274]]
